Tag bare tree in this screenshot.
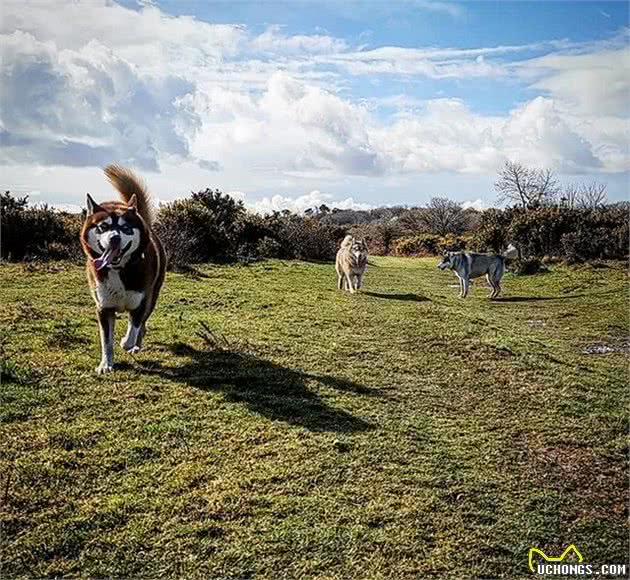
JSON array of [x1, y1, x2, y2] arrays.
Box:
[[560, 183, 580, 208], [577, 182, 607, 208], [494, 160, 560, 209], [398, 207, 427, 233], [421, 197, 466, 236], [560, 182, 607, 208]]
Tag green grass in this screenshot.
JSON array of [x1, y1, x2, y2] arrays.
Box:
[[0, 257, 628, 579]]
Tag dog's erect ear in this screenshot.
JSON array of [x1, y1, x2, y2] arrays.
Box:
[[127, 194, 138, 211], [86, 193, 103, 215]]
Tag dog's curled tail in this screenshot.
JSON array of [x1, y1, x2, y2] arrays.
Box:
[[340, 234, 353, 248], [104, 164, 155, 225], [503, 244, 518, 260]]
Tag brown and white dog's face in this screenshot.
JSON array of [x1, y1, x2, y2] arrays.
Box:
[[81, 194, 146, 271]]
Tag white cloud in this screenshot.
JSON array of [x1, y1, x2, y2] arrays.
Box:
[[461, 199, 489, 211], [501, 97, 601, 172], [188, 71, 384, 177], [0, 30, 201, 170], [250, 191, 374, 214], [250, 25, 347, 55], [413, 1, 465, 18], [525, 47, 630, 117], [0, 0, 627, 210], [50, 203, 83, 214], [0, 1, 246, 70], [316, 40, 572, 79]]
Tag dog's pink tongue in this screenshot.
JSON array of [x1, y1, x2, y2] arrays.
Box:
[[94, 246, 121, 271]]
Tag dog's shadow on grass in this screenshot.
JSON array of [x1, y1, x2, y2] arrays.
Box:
[[364, 291, 430, 302], [136, 343, 377, 433], [497, 288, 622, 303], [496, 296, 566, 302]]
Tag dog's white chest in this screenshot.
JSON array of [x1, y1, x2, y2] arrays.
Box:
[[94, 271, 144, 312]]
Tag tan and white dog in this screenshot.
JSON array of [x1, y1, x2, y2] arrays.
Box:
[[335, 235, 369, 293], [80, 165, 166, 373]]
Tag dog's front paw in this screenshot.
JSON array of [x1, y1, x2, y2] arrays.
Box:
[[96, 362, 114, 374], [126, 345, 141, 355]]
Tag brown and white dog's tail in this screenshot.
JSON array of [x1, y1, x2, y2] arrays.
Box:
[[104, 164, 155, 226]]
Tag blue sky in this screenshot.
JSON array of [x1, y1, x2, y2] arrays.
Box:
[[1, 1, 628, 212]]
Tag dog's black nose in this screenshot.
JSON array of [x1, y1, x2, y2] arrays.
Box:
[[110, 234, 121, 248]]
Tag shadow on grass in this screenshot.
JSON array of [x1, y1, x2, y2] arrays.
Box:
[[497, 288, 622, 303], [496, 296, 568, 302], [364, 291, 430, 302], [134, 343, 377, 433]]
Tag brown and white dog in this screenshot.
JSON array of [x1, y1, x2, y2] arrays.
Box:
[[80, 165, 166, 373]]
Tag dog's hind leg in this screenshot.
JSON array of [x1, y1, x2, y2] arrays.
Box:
[[337, 272, 344, 290], [136, 322, 147, 349], [492, 279, 502, 299], [486, 274, 497, 298], [96, 308, 115, 373]]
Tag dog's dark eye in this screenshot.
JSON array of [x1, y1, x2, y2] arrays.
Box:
[[121, 225, 133, 235], [97, 223, 109, 232]]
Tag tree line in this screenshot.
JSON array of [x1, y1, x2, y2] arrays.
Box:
[[1, 160, 627, 271]]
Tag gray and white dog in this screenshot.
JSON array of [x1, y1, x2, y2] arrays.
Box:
[[437, 245, 518, 299]]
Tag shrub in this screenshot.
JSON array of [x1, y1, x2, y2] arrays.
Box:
[[154, 190, 253, 269], [393, 233, 469, 256], [510, 257, 544, 275], [154, 199, 215, 269], [256, 236, 283, 259], [1, 191, 83, 261], [436, 234, 466, 253], [274, 214, 345, 261], [393, 234, 441, 256], [471, 208, 515, 253], [474, 206, 629, 262]]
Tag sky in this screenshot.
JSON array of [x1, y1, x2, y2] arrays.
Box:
[[1, 0, 628, 213]]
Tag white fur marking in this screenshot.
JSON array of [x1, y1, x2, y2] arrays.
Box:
[[94, 271, 144, 313]]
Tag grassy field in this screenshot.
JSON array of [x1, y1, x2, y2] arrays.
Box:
[[0, 257, 628, 579]]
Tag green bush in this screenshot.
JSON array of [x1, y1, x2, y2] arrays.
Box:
[[153, 199, 212, 269], [394, 234, 440, 256], [394, 233, 469, 256], [256, 236, 283, 259], [1, 192, 83, 261], [436, 234, 466, 253], [474, 206, 628, 262], [469, 208, 514, 253], [273, 214, 345, 261], [510, 257, 544, 275]]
